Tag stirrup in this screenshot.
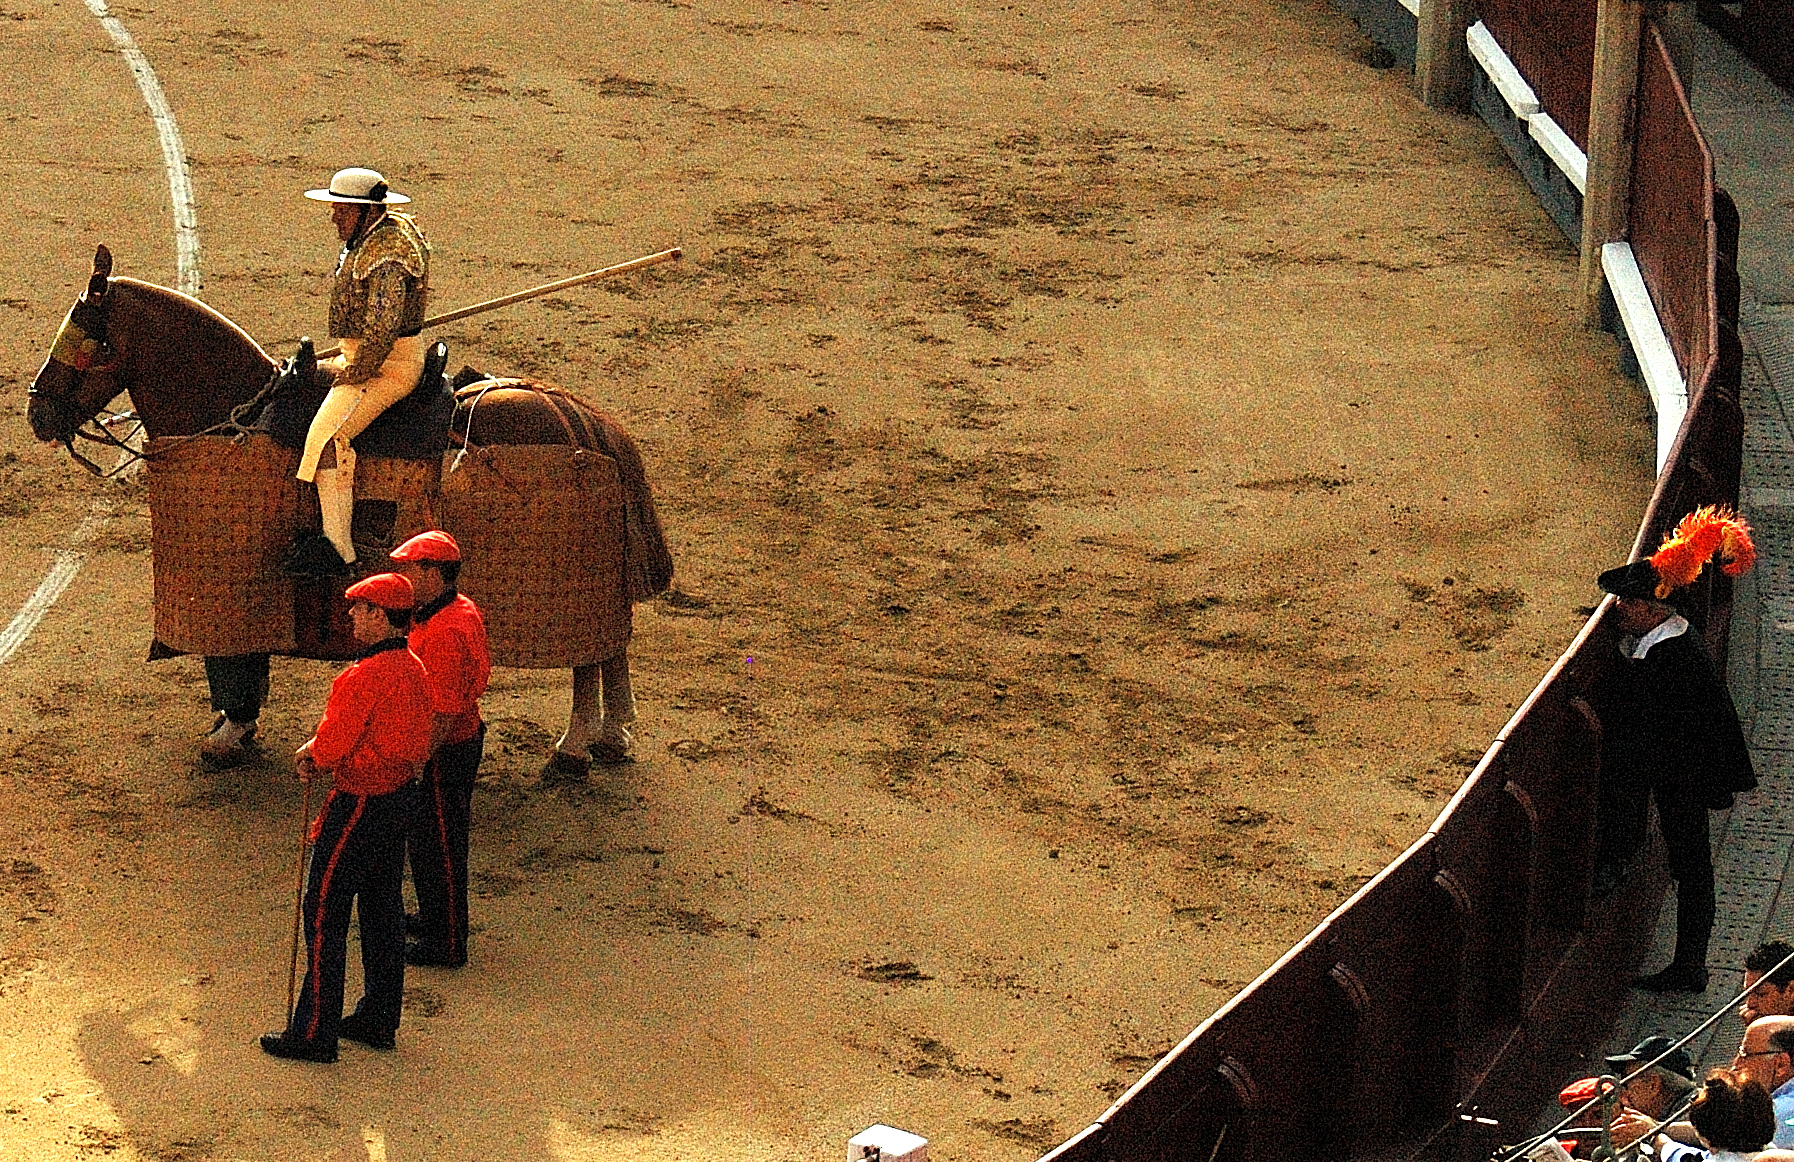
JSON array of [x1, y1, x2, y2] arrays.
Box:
[[282, 533, 354, 579]]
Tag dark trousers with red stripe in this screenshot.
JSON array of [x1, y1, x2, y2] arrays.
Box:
[[406, 725, 484, 961], [289, 782, 418, 1045]]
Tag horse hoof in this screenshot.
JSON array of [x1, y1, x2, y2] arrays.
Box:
[[540, 750, 590, 783], [591, 741, 634, 766], [592, 724, 634, 766]]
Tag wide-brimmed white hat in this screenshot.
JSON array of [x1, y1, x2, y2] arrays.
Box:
[[304, 167, 411, 205]]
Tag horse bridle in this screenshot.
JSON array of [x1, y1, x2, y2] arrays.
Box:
[[31, 293, 145, 477]]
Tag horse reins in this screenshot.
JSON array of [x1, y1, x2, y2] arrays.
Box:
[[35, 292, 282, 479]]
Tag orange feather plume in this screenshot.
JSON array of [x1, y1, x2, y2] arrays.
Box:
[[1648, 505, 1755, 597]]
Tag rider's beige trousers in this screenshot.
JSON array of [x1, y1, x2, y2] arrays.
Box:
[[296, 335, 425, 483]]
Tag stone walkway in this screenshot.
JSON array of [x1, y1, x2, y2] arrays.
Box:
[[1601, 20, 1794, 1072]]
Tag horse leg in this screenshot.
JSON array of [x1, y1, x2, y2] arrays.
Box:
[[592, 650, 636, 764], [200, 653, 269, 767], [542, 665, 601, 781]]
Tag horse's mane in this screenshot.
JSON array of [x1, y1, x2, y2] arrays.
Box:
[[112, 277, 273, 365]]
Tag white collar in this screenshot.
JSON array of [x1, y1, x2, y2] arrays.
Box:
[[1621, 614, 1690, 659]]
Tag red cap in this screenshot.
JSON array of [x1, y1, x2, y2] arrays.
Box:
[[391, 529, 461, 563], [1558, 1077, 1599, 1107], [344, 572, 415, 610]]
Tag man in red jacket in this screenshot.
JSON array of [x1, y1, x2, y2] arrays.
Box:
[[390, 530, 491, 968], [261, 572, 432, 1062]]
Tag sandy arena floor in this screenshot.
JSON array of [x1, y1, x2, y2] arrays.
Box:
[[0, 0, 1655, 1158]]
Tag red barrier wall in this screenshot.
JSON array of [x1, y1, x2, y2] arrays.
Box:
[[1038, 17, 1744, 1162], [1476, 0, 1599, 148], [1630, 25, 1717, 386]]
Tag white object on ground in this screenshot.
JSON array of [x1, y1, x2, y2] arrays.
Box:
[[848, 1124, 928, 1162]]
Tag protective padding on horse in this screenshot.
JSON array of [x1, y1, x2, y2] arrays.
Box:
[[148, 435, 307, 655], [148, 435, 440, 658], [439, 444, 631, 668]]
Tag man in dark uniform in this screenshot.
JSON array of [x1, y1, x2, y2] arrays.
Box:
[[260, 572, 433, 1061], [389, 530, 490, 969], [1588, 506, 1758, 994]]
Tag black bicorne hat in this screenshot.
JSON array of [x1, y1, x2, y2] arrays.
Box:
[[1597, 559, 1664, 599]]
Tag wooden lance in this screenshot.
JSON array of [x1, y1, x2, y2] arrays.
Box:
[[313, 246, 682, 360]]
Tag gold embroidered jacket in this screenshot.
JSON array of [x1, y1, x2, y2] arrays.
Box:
[[328, 211, 430, 383]]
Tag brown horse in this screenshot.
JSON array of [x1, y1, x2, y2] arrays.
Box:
[[28, 245, 669, 774]]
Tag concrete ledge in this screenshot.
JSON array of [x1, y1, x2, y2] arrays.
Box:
[[1603, 240, 1689, 473], [1527, 112, 1589, 194], [1470, 48, 1583, 243], [1466, 21, 1540, 116]]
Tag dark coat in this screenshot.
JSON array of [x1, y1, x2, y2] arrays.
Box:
[[1587, 628, 1756, 807]]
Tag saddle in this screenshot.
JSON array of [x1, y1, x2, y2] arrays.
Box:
[[257, 337, 455, 461]]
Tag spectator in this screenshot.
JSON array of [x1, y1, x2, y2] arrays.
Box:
[[1731, 1017, 1794, 1148], [1596, 1035, 1699, 1151], [1687, 1067, 1774, 1159], [1743, 940, 1794, 1024]]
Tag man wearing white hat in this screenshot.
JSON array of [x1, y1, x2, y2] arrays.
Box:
[[287, 167, 431, 576]]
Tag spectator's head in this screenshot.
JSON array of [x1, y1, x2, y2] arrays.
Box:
[[1690, 1067, 1776, 1153], [1744, 940, 1794, 1023], [1733, 1016, 1794, 1094], [1606, 1035, 1697, 1117]]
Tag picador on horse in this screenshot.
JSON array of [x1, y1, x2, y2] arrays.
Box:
[[26, 166, 678, 777], [287, 167, 433, 580]]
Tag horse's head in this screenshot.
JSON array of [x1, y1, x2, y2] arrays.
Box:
[[28, 246, 276, 446], [28, 245, 123, 444]]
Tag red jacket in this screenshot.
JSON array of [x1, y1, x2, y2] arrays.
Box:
[[408, 590, 491, 746], [311, 638, 433, 796]]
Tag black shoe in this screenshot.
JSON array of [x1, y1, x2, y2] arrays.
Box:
[[404, 911, 422, 938], [1632, 964, 1709, 993], [406, 941, 466, 968], [281, 533, 353, 579], [337, 1012, 396, 1051], [258, 1032, 338, 1062]]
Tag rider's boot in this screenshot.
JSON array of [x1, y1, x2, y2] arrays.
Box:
[[315, 463, 358, 568], [284, 467, 356, 578]]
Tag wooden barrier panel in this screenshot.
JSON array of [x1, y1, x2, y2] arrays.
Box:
[[1095, 842, 1458, 1159], [1046, 17, 1742, 1162], [1630, 24, 1717, 389], [1476, 0, 1599, 148]]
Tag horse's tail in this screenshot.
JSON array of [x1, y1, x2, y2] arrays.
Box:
[[565, 401, 675, 603]]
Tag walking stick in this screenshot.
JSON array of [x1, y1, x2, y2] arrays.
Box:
[[286, 769, 315, 1023], [312, 247, 682, 360]]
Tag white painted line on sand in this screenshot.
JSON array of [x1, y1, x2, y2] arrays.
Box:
[[0, 509, 112, 664], [81, 0, 200, 296], [3, 5, 198, 664]]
